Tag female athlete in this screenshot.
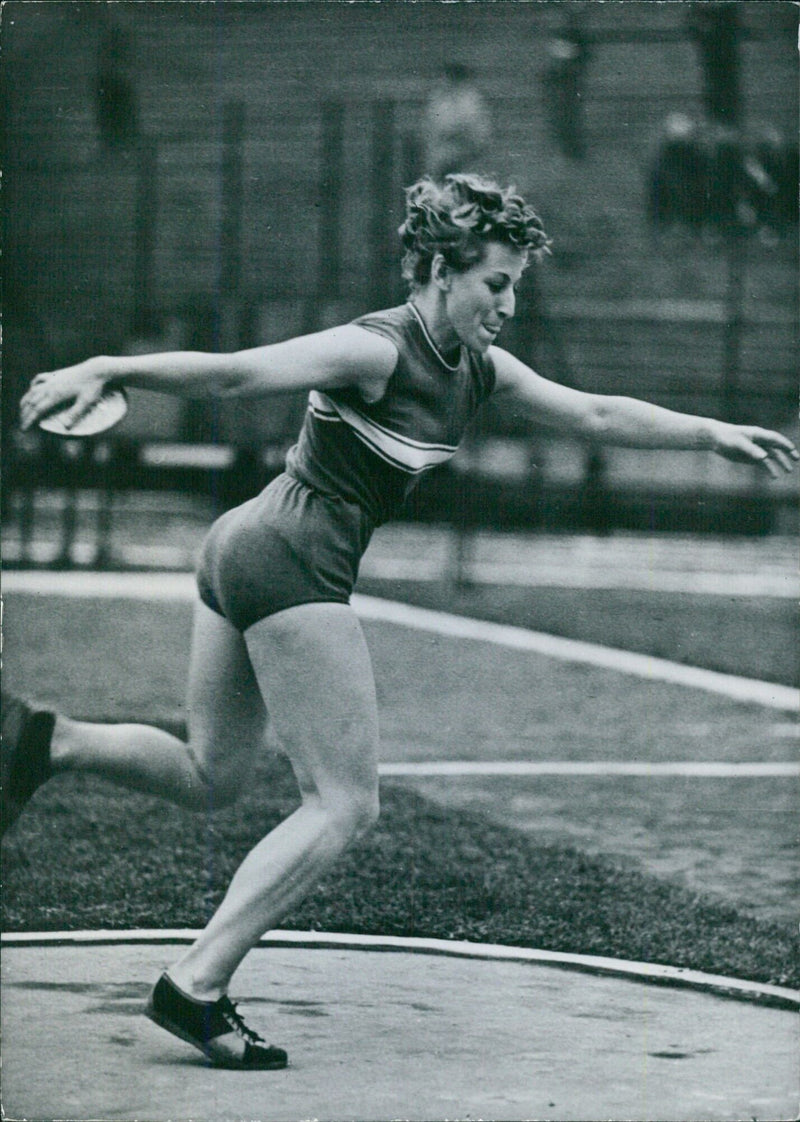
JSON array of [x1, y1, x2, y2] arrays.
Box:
[[4, 173, 797, 1070]]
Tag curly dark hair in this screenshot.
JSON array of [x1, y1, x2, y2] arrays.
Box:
[[398, 173, 551, 289]]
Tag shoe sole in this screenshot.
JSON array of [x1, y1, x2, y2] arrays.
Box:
[[144, 1000, 288, 1070]]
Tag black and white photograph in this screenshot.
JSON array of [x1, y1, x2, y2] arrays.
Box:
[[2, 2, 798, 1119]]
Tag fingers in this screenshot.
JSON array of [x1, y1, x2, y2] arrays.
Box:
[[717, 426, 797, 479], [19, 367, 102, 431], [755, 450, 779, 479], [770, 448, 795, 473], [750, 444, 791, 479], [753, 428, 800, 457], [58, 394, 95, 430], [19, 388, 49, 431], [749, 428, 799, 475], [19, 379, 63, 431]]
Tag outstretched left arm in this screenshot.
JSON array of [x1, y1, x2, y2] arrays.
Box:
[[490, 346, 798, 479]]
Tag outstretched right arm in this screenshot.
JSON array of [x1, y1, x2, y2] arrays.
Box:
[[19, 326, 397, 432]]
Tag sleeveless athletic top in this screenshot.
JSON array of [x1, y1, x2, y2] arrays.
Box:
[[285, 303, 496, 525]]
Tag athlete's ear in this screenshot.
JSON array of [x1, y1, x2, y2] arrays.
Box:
[[431, 253, 452, 292]]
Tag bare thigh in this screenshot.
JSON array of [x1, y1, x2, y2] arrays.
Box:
[[244, 602, 380, 809], [185, 601, 268, 795]]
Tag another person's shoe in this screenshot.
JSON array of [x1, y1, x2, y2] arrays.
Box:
[[145, 973, 289, 1070], [1, 693, 55, 836]]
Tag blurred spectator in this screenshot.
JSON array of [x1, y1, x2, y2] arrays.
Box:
[[687, 3, 741, 127], [542, 14, 590, 159], [421, 63, 492, 180], [744, 125, 799, 237], [95, 25, 140, 150], [647, 113, 707, 231], [647, 115, 798, 240]]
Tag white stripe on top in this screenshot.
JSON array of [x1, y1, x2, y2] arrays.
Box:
[[309, 391, 457, 474]]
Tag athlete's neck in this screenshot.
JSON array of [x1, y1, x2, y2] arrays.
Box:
[[408, 294, 461, 367]]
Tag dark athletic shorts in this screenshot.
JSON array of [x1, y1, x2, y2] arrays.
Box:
[[196, 472, 373, 632]]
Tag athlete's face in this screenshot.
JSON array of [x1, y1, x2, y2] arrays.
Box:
[[439, 242, 528, 353]]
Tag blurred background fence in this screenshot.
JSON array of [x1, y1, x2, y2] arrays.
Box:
[[3, 1, 797, 567]]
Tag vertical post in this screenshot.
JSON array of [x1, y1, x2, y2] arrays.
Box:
[[93, 441, 115, 569], [401, 129, 422, 195], [132, 135, 158, 336], [581, 445, 610, 534], [369, 100, 396, 307], [214, 100, 247, 501], [54, 441, 82, 569], [13, 431, 40, 567], [17, 481, 36, 566], [317, 99, 344, 299], [218, 100, 246, 352], [722, 229, 746, 423]]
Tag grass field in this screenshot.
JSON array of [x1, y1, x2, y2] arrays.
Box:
[[2, 583, 798, 990], [358, 576, 799, 687]]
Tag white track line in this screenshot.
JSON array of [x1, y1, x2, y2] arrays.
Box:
[[379, 761, 799, 778], [360, 557, 799, 599], [354, 595, 800, 713], [2, 929, 796, 1010], [4, 571, 798, 712], [6, 545, 798, 598], [2, 570, 197, 601]]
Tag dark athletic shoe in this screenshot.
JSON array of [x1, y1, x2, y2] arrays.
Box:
[[1, 693, 55, 836], [145, 973, 288, 1070]]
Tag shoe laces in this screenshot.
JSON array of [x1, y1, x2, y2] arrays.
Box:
[[218, 996, 265, 1046]]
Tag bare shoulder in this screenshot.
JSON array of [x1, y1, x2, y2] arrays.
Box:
[[487, 345, 534, 391], [315, 324, 398, 400], [326, 324, 398, 369]]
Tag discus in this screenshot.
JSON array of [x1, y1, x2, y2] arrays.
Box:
[[38, 387, 129, 438]]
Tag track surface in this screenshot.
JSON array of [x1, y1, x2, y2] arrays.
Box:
[[2, 941, 797, 1122]]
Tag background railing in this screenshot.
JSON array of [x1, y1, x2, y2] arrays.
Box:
[[3, 2, 797, 567]]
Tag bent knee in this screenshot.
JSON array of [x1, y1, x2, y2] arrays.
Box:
[[354, 787, 381, 834], [322, 785, 380, 846], [182, 745, 243, 812]]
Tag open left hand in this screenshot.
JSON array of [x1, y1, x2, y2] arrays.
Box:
[[710, 422, 799, 479]]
